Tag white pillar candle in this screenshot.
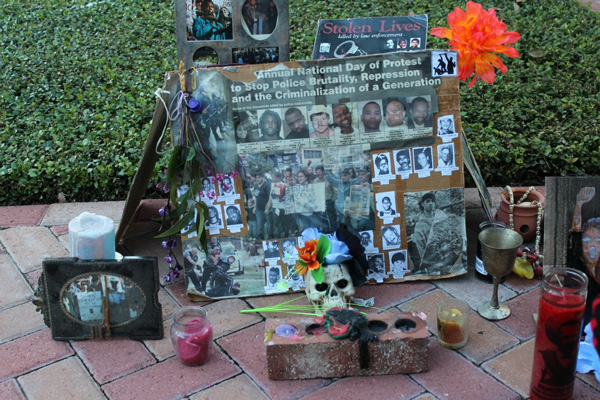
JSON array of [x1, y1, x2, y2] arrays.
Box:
[[68, 212, 116, 260]]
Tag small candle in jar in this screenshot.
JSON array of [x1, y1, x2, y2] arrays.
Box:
[[437, 299, 470, 349]]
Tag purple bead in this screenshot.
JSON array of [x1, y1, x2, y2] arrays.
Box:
[[171, 270, 180, 279], [188, 98, 203, 113], [164, 255, 174, 263], [163, 274, 172, 282]]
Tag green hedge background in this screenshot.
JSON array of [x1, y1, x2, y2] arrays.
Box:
[[1, 0, 599, 205]]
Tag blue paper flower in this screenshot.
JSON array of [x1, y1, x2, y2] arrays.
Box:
[[299, 228, 352, 265], [324, 232, 352, 264]]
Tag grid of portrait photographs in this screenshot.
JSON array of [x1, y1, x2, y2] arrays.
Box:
[[234, 96, 436, 154], [176, 0, 289, 67]]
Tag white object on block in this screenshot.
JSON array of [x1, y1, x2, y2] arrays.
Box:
[[68, 212, 115, 260]]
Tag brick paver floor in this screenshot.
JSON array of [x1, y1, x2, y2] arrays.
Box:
[[1, 188, 600, 399]]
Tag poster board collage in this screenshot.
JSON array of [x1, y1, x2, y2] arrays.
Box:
[[163, 50, 468, 300]]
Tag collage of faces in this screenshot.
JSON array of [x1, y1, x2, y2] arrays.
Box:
[[372, 139, 459, 182], [234, 96, 438, 153], [181, 127, 463, 297]]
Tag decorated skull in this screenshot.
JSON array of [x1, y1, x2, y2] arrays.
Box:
[[304, 263, 355, 315]]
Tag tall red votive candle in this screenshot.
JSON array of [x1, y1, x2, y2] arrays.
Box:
[[530, 267, 587, 400], [170, 307, 213, 366]]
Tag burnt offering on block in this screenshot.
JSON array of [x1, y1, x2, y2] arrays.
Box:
[[265, 311, 429, 380]]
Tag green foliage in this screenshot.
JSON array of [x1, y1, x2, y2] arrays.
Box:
[[291, 0, 600, 186], [1, 0, 599, 205], [0, 0, 176, 205]]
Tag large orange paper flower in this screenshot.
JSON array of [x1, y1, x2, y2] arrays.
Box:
[[431, 1, 520, 87], [295, 239, 320, 275]]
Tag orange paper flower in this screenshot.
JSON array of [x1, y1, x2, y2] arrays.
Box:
[[297, 239, 320, 268], [431, 1, 520, 87]]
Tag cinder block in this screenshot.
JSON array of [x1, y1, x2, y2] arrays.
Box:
[[266, 311, 429, 380]]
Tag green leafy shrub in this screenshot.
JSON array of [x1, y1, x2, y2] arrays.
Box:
[[1, 0, 599, 205]]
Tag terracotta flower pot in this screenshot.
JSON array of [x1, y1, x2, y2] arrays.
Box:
[[496, 187, 545, 242]]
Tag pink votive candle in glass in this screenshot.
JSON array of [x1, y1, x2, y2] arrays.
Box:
[[170, 307, 213, 366]]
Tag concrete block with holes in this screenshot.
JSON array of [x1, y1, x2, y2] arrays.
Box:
[[265, 311, 429, 380]]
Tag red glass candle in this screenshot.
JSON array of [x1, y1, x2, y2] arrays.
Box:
[[170, 307, 213, 366], [530, 267, 587, 400]]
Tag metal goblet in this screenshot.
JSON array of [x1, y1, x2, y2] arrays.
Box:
[[477, 227, 523, 320]]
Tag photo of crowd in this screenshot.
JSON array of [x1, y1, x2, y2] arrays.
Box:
[[233, 47, 279, 64], [240, 145, 375, 240], [62, 274, 144, 326]]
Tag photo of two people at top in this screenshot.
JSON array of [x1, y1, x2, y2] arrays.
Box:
[[186, 0, 233, 40]]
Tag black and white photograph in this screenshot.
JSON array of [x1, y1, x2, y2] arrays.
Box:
[[372, 152, 393, 179], [437, 114, 457, 138], [381, 225, 401, 250], [393, 149, 412, 175], [404, 188, 467, 277], [366, 253, 387, 282], [225, 204, 243, 227], [218, 175, 237, 197], [281, 238, 299, 265], [263, 240, 281, 260], [413, 147, 434, 173], [375, 191, 398, 220], [264, 265, 287, 293], [205, 204, 225, 231], [200, 177, 217, 202], [359, 230, 375, 252], [437, 144, 456, 168], [431, 51, 458, 78], [389, 250, 409, 279], [286, 267, 305, 291]]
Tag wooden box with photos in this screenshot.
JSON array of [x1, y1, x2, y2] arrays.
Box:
[[158, 50, 468, 301], [175, 0, 290, 68]]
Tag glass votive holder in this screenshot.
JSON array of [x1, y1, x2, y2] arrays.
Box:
[[170, 306, 213, 366], [437, 298, 470, 349]]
